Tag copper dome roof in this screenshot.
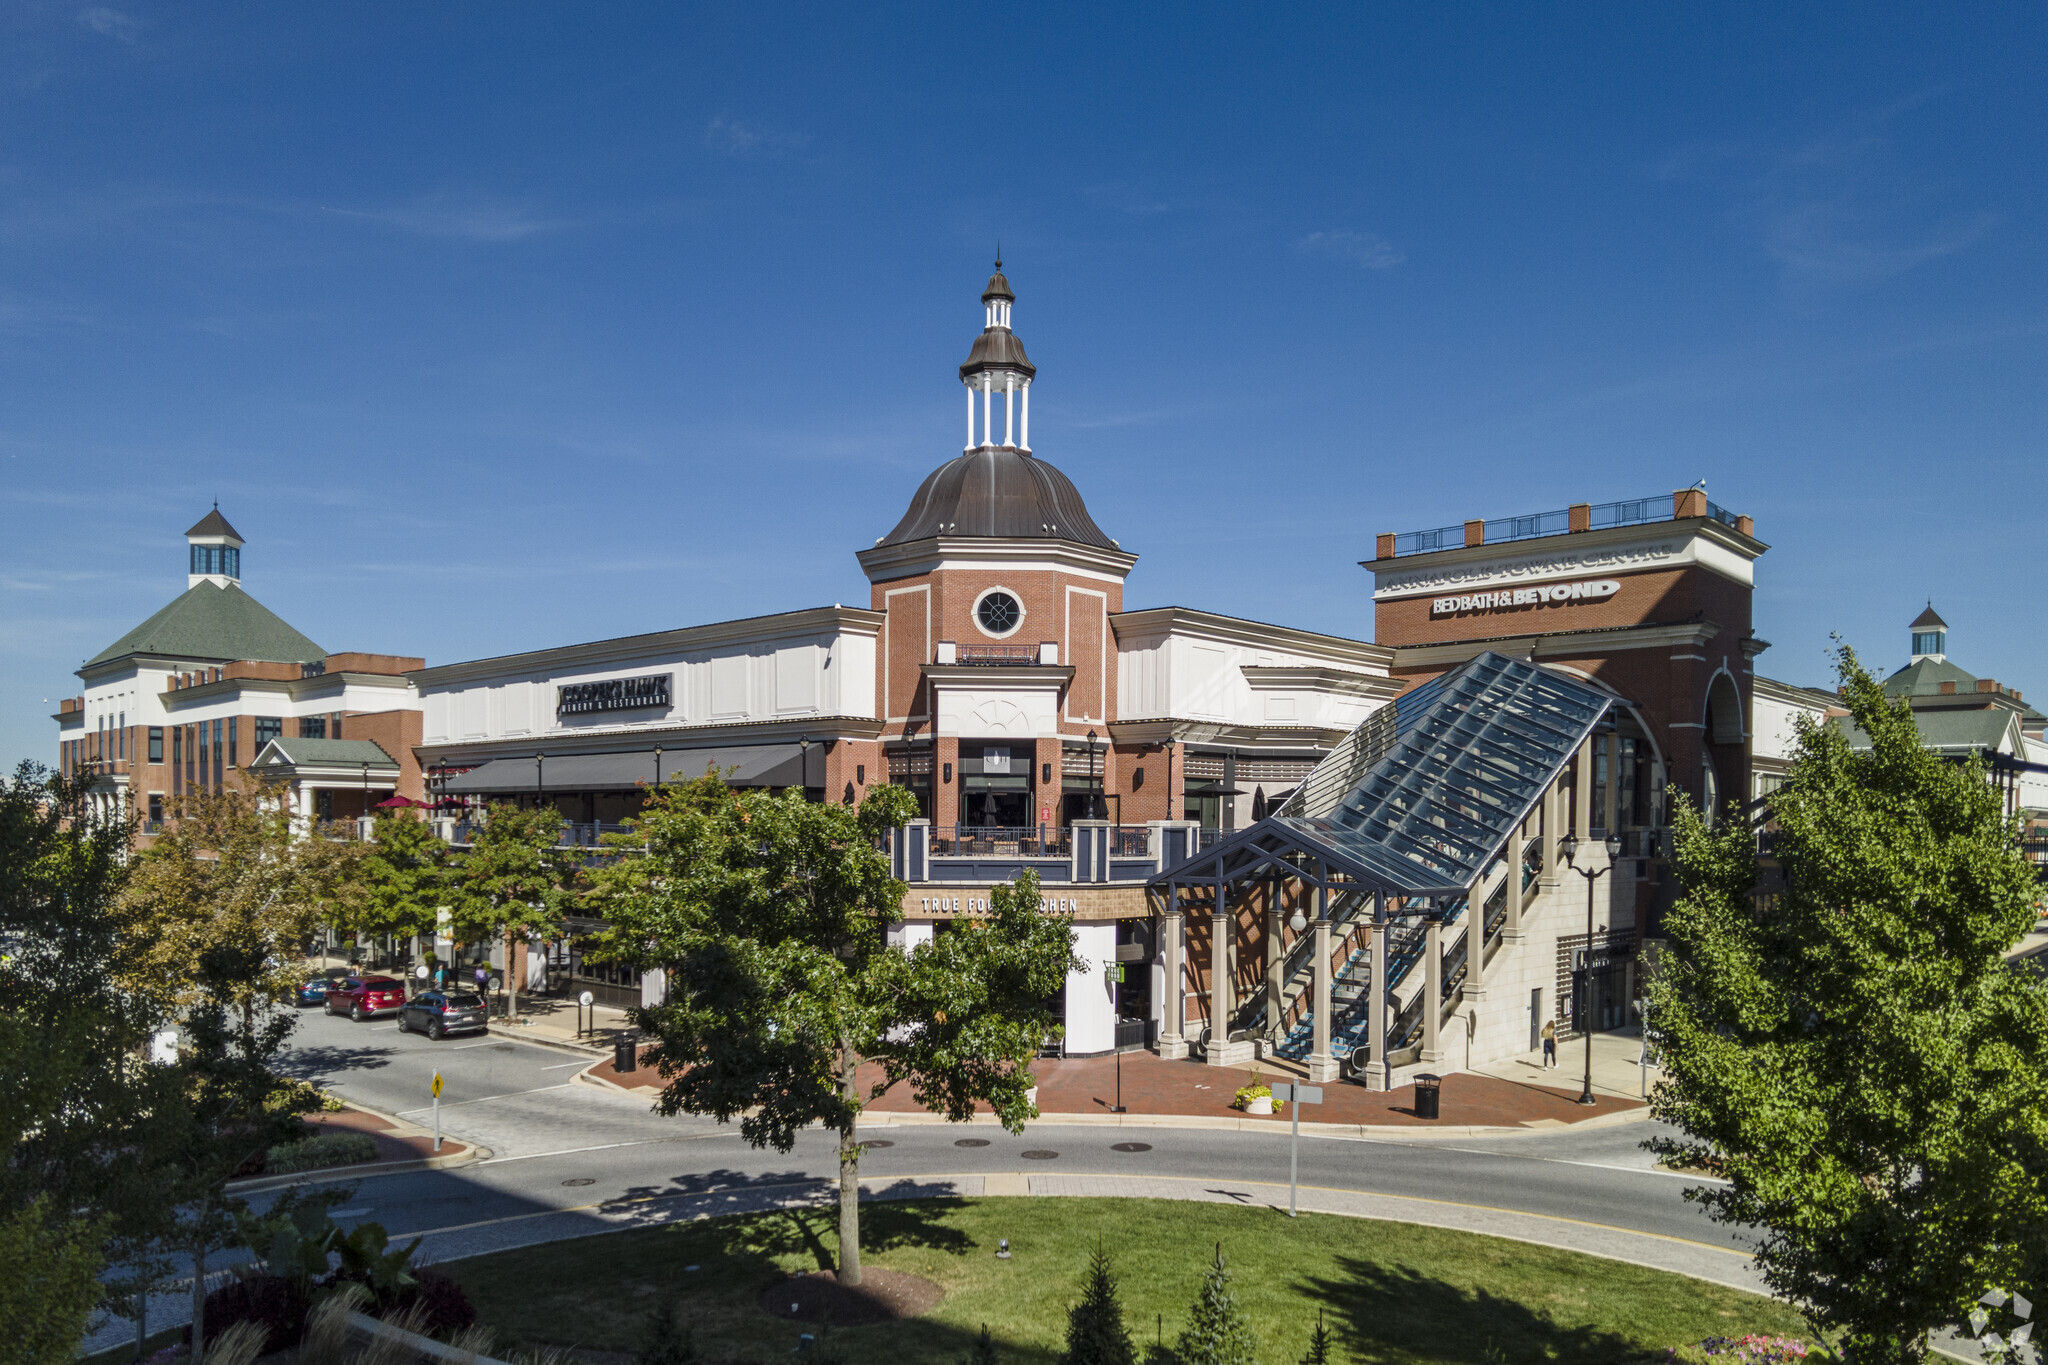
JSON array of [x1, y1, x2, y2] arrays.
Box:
[[877, 447, 1115, 549]]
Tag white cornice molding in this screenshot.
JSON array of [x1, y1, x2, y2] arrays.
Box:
[[1391, 620, 1724, 670], [1752, 675, 1839, 710], [408, 606, 886, 689], [162, 672, 416, 709], [1110, 606, 1391, 669], [856, 536, 1138, 585], [1368, 519, 1768, 600], [1239, 665, 1405, 699], [921, 663, 1076, 689]]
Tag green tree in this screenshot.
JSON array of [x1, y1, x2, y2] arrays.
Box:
[[1063, 1241, 1136, 1365], [451, 802, 574, 1020], [352, 811, 454, 965], [591, 775, 1078, 1286], [121, 783, 360, 1352], [0, 1197, 110, 1365], [1299, 1309, 1335, 1365], [1647, 645, 2048, 1365], [1174, 1245, 1258, 1365]]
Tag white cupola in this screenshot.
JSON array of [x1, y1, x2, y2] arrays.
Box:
[[957, 258, 1037, 453], [186, 505, 245, 589]]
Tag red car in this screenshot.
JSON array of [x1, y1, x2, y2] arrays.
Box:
[[326, 975, 406, 1022]]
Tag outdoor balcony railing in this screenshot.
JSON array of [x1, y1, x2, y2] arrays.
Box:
[[952, 644, 1042, 667], [1390, 492, 1740, 556], [932, 825, 1073, 857]]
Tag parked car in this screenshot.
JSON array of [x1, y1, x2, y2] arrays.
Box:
[[296, 978, 333, 1006], [326, 975, 406, 1022], [397, 991, 489, 1040]]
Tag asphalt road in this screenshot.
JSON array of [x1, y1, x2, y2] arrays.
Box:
[[83, 1008, 1752, 1355], [274, 1007, 1741, 1256]]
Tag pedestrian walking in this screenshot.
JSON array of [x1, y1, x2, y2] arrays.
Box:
[[1541, 1018, 1557, 1069], [474, 963, 489, 992]]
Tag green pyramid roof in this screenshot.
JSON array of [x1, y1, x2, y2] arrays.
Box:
[[84, 581, 325, 669], [1884, 656, 1979, 698]]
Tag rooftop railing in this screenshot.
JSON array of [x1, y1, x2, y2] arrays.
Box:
[[1388, 491, 1741, 557]]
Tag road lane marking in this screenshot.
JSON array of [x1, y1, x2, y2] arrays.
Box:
[[450, 1041, 498, 1050], [537, 1060, 590, 1070], [478, 1139, 668, 1165], [395, 1083, 571, 1115]]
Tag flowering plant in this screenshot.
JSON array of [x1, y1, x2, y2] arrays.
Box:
[[1668, 1335, 1810, 1365], [1232, 1068, 1284, 1112]]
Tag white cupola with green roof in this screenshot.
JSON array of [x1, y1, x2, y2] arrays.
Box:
[[187, 504, 244, 589], [1909, 603, 1948, 664]]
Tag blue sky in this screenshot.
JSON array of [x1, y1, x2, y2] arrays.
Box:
[[4, 3, 2044, 768]]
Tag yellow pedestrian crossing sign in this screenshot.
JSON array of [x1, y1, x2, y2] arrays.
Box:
[[431, 1071, 443, 1099]]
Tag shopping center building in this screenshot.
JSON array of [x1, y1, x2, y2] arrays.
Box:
[[53, 265, 2044, 1079], [54, 508, 425, 837]]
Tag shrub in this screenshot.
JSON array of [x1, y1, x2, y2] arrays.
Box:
[[193, 1274, 311, 1354], [331, 1267, 476, 1340], [637, 1299, 697, 1365], [269, 1077, 347, 1116], [265, 1131, 378, 1174]]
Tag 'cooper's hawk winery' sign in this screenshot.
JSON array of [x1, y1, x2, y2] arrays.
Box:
[[557, 673, 671, 716]]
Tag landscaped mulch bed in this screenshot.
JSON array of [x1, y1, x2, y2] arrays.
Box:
[[759, 1267, 944, 1326]]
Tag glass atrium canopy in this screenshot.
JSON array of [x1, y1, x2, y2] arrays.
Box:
[[1154, 651, 1613, 899]]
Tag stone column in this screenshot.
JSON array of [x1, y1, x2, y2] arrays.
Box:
[[1421, 918, 1443, 1063], [1264, 891, 1284, 1050], [1207, 885, 1234, 1066], [1157, 895, 1188, 1059], [1574, 737, 1594, 843], [1540, 771, 1561, 892], [1367, 903, 1390, 1091], [1603, 731, 1620, 834], [1307, 885, 1337, 1083]]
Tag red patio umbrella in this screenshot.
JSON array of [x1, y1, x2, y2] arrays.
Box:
[[374, 794, 427, 809]]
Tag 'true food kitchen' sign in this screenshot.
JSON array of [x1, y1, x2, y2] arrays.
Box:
[[557, 673, 672, 716], [1433, 579, 1621, 616]]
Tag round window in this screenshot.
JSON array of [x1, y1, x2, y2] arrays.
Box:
[[975, 590, 1023, 637]]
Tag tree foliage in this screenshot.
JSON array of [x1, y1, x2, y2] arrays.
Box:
[[592, 774, 1078, 1286], [451, 802, 574, 1016], [1062, 1241, 1136, 1365], [352, 811, 454, 946], [1174, 1244, 1259, 1365], [0, 1197, 110, 1365], [1648, 645, 2048, 1365]]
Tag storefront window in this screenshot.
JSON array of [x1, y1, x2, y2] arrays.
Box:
[[961, 743, 1033, 827]]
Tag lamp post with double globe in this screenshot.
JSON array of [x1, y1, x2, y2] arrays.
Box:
[[1558, 830, 1624, 1106]]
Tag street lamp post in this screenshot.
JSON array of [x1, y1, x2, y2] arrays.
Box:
[[1558, 831, 1624, 1106]]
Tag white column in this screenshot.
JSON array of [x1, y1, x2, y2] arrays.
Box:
[[1020, 380, 1030, 451], [1004, 377, 1015, 447], [1422, 918, 1443, 1063], [966, 387, 975, 450], [1308, 889, 1336, 1083], [979, 379, 991, 447]]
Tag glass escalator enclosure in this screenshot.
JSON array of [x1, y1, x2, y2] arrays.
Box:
[[1272, 652, 1611, 896]]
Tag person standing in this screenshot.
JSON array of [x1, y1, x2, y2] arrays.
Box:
[[1541, 1018, 1557, 1069]]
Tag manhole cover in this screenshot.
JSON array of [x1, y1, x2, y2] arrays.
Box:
[[954, 1138, 989, 1148], [864, 1140, 894, 1148], [1111, 1142, 1152, 1153], [1021, 1150, 1059, 1160], [561, 1178, 596, 1187]]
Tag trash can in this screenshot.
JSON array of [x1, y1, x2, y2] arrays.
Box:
[[1413, 1073, 1441, 1120], [614, 1038, 638, 1073]]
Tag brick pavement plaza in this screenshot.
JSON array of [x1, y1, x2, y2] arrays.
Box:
[[586, 1044, 1648, 1129]]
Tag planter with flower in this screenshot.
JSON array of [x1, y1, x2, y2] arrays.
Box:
[[1233, 1069, 1285, 1116]]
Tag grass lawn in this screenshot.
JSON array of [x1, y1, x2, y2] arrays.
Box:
[[444, 1197, 1812, 1365]]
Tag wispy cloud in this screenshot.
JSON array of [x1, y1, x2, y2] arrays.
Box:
[[1295, 229, 1404, 270], [704, 117, 808, 157], [78, 7, 142, 43], [321, 191, 568, 243], [1655, 92, 1995, 289]]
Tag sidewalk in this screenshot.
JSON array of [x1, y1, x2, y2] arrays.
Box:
[[486, 993, 638, 1053], [1469, 1027, 1664, 1102], [584, 1044, 1644, 1129]]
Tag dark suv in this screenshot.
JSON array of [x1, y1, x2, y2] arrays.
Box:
[[326, 976, 406, 1022], [398, 991, 489, 1040]]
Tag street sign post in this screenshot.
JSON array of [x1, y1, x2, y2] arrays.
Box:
[[431, 1071, 443, 1152], [1270, 1081, 1324, 1217], [1105, 960, 1127, 1113]]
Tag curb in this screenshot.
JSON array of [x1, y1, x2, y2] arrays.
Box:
[[484, 1022, 611, 1058], [228, 1144, 491, 1195], [856, 1107, 1652, 1140]]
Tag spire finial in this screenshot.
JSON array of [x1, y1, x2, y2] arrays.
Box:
[[995, 242, 1002, 270]]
